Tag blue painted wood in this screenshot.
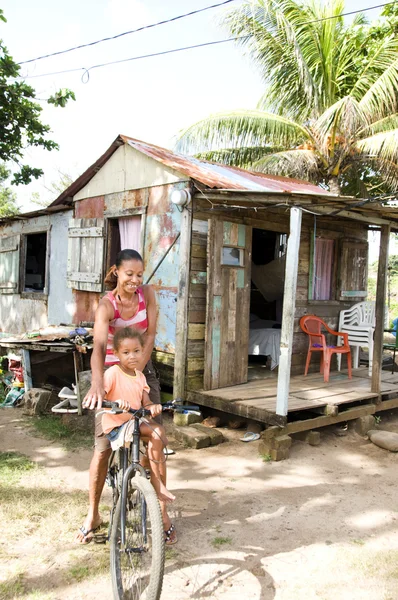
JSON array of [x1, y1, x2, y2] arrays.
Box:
[[238, 224, 246, 247], [212, 296, 222, 380], [237, 269, 245, 289]]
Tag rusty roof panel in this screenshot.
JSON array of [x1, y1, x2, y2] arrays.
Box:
[[49, 134, 334, 210], [121, 136, 331, 195]]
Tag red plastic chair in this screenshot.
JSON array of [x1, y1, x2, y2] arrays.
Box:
[[300, 315, 352, 383]]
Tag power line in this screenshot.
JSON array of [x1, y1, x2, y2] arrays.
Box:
[[21, 0, 398, 81], [17, 0, 237, 65]]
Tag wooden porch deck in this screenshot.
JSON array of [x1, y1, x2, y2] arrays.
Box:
[[187, 368, 398, 427]]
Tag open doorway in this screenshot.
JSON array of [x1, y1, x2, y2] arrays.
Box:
[[248, 228, 286, 380]]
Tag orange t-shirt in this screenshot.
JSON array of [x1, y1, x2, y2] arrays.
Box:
[[101, 365, 150, 435]]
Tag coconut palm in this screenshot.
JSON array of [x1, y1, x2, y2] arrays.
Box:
[[176, 0, 398, 196]]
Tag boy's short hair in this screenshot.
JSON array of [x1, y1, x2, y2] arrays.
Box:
[[113, 327, 144, 351]]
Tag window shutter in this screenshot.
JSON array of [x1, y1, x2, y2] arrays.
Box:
[[0, 235, 20, 294], [67, 218, 105, 291], [339, 240, 368, 300]]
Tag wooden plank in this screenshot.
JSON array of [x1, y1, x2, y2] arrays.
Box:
[[68, 227, 104, 237], [21, 349, 32, 392], [191, 244, 206, 258], [376, 396, 398, 412], [372, 224, 390, 394], [187, 358, 205, 373], [188, 309, 206, 323], [187, 340, 205, 358], [188, 324, 205, 340], [189, 284, 206, 298], [191, 257, 207, 271], [276, 207, 302, 416], [190, 271, 207, 285], [204, 218, 217, 390], [67, 272, 101, 283], [186, 390, 286, 426]]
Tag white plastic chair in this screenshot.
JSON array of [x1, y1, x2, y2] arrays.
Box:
[[337, 302, 375, 376]]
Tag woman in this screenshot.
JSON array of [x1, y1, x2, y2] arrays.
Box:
[[76, 249, 177, 545]]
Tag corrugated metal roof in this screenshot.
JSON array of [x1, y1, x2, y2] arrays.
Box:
[[50, 134, 331, 208], [121, 135, 332, 195]]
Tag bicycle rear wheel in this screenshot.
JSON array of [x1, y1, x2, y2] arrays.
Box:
[[110, 472, 165, 600]]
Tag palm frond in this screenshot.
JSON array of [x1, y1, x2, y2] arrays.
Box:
[[356, 128, 398, 165], [357, 113, 398, 137], [176, 110, 309, 155], [252, 148, 320, 181], [358, 56, 398, 121], [314, 96, 368, 154], [194, 145, 284, 168]]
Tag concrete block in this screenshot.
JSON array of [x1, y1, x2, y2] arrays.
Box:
[[22, 388, 52, 416], [190, 423, 224, 445], [306, 430, 321, 446], [295, 430, 321, 446], [355, 415, 376, 436], [173, 411, 203, 427], [174, 425, 211, 449], [259, 434, 292, 460], [271, 447, 291, 461]]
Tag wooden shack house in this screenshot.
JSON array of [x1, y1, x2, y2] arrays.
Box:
[[2, 134, 398, 455]]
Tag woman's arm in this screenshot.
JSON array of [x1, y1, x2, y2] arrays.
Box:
[[140, 285, 157, 370], [83, 300, 113, 409]]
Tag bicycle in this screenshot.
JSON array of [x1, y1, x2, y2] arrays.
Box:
[[102, 399, 198, 600]]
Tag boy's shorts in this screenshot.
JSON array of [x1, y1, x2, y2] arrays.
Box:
[[94, 359, 161, 453]]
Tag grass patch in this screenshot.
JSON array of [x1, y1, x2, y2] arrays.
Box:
[[260, 453, 272, 463], [0, 452, 36, 486], [211, 536, 232, 548], [67, 565, 90, 582], [0, 571, 25, 599], [165, 547, 178, 561], [26, 415, 92, 450]]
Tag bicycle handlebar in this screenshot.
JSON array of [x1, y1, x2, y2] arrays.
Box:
[[101, 400, 200, 416]]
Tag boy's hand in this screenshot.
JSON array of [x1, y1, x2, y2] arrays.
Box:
[[149, 404, 162, 418], [116, 398, 130, 411]]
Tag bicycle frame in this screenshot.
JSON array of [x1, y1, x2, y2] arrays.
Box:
[[119, 415, 147, 548]]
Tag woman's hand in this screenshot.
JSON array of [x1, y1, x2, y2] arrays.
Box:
[[116, 398, 131, 412], [83, 381, 105, 410], [149, 403, 162, 418]]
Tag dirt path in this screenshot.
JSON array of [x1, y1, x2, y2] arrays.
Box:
[[1, 408, 398, 599]]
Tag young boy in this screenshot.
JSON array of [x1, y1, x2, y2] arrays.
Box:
[[103, 327, 177, 545]]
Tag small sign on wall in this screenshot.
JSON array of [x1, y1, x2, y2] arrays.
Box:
[[340, 290, 367, 298]]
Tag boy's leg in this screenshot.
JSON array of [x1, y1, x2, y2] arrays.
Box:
[[75, 413, 112, 543], [140, 422, 174, 503]]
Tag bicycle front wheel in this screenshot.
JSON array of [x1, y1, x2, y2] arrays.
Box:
[[110, 473, 165, 600]]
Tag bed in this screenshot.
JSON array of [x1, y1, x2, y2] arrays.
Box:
[[248, 315, 282, 370]]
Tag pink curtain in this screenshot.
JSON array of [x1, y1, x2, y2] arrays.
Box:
[[313, 238, 334, 300], [118, 216, 141, 251]]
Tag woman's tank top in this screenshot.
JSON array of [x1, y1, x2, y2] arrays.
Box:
[[105, 288, 148, 365]]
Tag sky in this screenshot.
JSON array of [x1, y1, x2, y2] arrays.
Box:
[[1, 0, 384, 212]]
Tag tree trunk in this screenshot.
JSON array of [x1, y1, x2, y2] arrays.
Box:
[[328, 176, 341, 195]]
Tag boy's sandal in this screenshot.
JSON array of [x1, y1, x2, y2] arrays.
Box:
[[164, 524, 177, 546], [78, 525, 100, 544]]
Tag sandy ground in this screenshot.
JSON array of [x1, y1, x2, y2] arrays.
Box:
[[1, 408, 398, 600]]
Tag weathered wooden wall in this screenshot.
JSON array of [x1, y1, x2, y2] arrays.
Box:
[[188, 200, 369, 391], [0, 211, 74, 334]]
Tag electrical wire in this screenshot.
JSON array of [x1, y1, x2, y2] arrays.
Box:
[[17, 0, 237, 65], [20, 0, 398, 81]]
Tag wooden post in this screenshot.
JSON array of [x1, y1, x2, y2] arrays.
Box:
[[21, 349, 32, 392], [173, 204, 193, 401], [276, 207, 302, 416], [73, 350, 84, 415], [371, 225, 390, 394]]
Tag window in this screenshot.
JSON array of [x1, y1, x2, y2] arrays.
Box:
[[221, 246, 244, 266], [311, 238, 335, 301], [22, 232, 47, 293]]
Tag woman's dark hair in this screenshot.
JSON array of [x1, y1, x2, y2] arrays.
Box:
[[104, 249, 143, 288], [113, 327, 144, 351]]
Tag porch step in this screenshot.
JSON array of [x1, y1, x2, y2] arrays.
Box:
[[174, 423, 224, 449]]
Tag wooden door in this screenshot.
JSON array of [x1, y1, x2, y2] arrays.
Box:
[[204, 219, 252, 390]]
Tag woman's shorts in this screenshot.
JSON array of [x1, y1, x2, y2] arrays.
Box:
[[94, 359, 161, 453]]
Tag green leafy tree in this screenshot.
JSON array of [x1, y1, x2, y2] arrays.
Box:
[[177, 0, 398, 196], [0, 164, 18, 217], [0, 10, 75, 186]]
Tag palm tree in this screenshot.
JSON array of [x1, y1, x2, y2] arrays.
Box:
[[176, 0, 398, 196]]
